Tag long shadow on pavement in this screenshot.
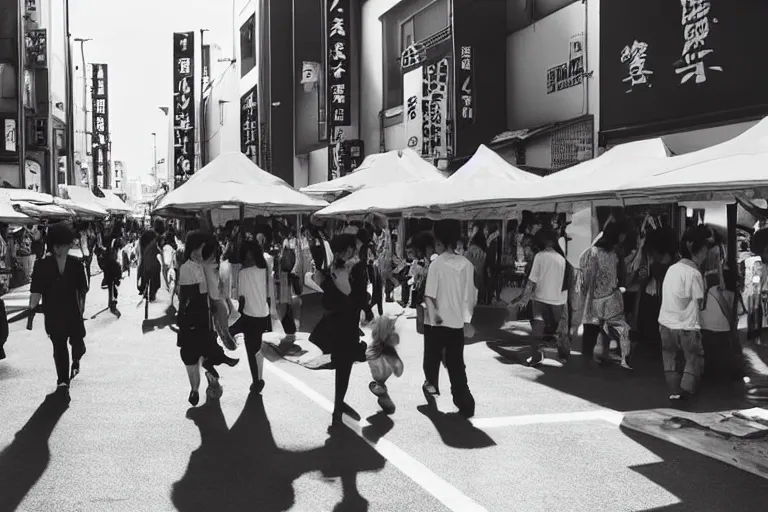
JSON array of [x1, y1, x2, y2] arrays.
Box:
[[621, 427, 768, 511], [172, 393, 387, 511], [0, 391, 70, 511], [417, 402, 496, 450]]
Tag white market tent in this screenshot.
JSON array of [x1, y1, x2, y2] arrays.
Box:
[[315, 144, 541, 219], [300, 148, 445, 198], [0, 191, 33, 224], [99, 189, 132, 214], [153, 151, 328, 219], [4, 189, 73, 219], [616, 116, 768, 202], [58, 185, 110, 218]]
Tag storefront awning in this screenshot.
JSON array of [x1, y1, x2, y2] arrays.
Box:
[[58, 185, 110, 218]]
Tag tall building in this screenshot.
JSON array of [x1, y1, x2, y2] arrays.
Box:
[[0, 0, 72, 193]]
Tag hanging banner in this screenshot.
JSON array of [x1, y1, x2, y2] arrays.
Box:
[[4, 119, 15, 153], [457, 45, 475, 129], [403, 67, 424, 153], [25, 29, 47, 68], [173, 31, 195, 189], [241, 84, 258, 162], [421, 57, 450, 159], [202, 44, 211, 90], [91, 63, 109, 189], [327, 0, 351, 127]]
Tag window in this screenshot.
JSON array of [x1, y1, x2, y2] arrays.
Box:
[[240, 14, 256, 78], [0, 64, 16, 99], [382, 0, 450, 111]]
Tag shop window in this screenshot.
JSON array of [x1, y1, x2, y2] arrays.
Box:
[[382, 0, 450, 111], [0, 63, 16, 99], [240, 14, 256, 78]]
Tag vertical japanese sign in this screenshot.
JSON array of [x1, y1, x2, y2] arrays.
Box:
[[674, 0, 721, 85], [457, 46, 474, 129], [25, 29, 47, 68], [241, 85, 259, 162], [421, 58, 449, 158], [91, 64, 109, 189], [173, 31, 195, 189], [327, 0, 351, 180], [202, 44, 211, 90], [403, 68, 423, 152]]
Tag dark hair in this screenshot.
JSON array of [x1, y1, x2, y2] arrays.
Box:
[[310, 243, 327, 271], [201, 233, 220, 262], [751, 228, 768, 256], [356, 227, 371, 245], [434, 220, 462, 249], [330, 233, 357, 255], [470, 231, 487, 251], [680, 226, 711, 260], [411, 231, 435, 257], [153, 218, 166, 236], [595, 218, 628, 251], [533, 228, 565, 258], [240, 238, 267, 269], [645, 227, 679, 257], [47, 223, 76, 246], [183, 231, 207, 262]]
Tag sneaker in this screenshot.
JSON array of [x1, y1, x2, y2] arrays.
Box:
[[70, 361, 80, 380], [454, 389, 476, 418], [188, 390, 200, 406], [205, 371, 223, 400], [57, 382, 71, 399], [250, 379, 265, 394], [377, 394, 396, 415]]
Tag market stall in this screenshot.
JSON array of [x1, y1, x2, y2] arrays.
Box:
[[57, 185, 109, 219], [300, 148, 445, 200], [0, 191, 33, 225]]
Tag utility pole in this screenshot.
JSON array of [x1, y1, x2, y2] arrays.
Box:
[[200, 28, 209, 167], [151, 132, 157, 186], [64, 0, 75, 189], [74, 37, 91, 187], [16, 0, 26, 189]]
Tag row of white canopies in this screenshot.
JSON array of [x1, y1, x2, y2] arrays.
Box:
[[0, 186, 132, 225], [153, 116, 768, 221]]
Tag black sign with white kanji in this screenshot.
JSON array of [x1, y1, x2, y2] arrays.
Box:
[[327, 0, 351, 127], [173, 31, 195, 189], [457, 45, 475, 129], [241, 85, 259, 163], [91, 64, 109, 189]]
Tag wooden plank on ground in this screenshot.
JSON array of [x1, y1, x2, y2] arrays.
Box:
[[622, 409, 768, 480]]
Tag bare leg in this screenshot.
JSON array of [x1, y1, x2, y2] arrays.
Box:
[[186, 361, 201, 391]]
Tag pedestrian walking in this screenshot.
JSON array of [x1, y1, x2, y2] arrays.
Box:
[[236, 238, 278, 394], [310, 234, 368, 433], [27, 223, 88, 397], [422, 220, 478, 418], [176, 231, 239, 406], [658, 227, 710, 401]]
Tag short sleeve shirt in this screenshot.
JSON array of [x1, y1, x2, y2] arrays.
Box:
[[658, 260, 705, 331], [30, 255, 88, 338]]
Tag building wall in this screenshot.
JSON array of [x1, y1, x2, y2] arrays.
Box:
[[47, 0, 67, 124], [360, 0, 402, 159], [204, 47, 240, 163], [506, 1, 587, 130]]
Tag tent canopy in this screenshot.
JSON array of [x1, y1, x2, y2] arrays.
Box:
[[0, 191, 33, 224], [617, 117, 768, 201], [58, 185, 110, 217], [154, 151, 328, 217], [99, 189, 132, 214], [300, 148, 445, 197]]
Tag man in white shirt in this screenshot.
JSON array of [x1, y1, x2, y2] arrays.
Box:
[[510, 229, 569, 364], [658, 227, 709, 400], [423, 220, 478, 417]]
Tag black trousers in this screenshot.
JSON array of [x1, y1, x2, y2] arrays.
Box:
[[0, 299, 8, 354], [241, 314, 269, 383], [423, 325, 472, 402], [333, 357, 354, 419], [281, 304, 297, 335], [50, 335, 85, 385]]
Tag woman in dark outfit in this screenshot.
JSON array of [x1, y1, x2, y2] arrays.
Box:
[[310, 234, 368, 433], [28, 223, 88, 396], [177, 231, 239, 406]]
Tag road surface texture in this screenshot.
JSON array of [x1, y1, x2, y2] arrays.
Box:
[[1, 279, 767, 512]]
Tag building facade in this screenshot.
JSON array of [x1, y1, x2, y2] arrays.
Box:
[[0, 0, 72, 193]]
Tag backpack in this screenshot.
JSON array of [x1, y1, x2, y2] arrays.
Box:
[[280, 245, 297, 273]]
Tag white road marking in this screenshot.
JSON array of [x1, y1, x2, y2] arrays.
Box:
[[265, 361, 488, 512], [471, 409, 625, 429]]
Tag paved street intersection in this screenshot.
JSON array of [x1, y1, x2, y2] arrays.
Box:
[[1, 281, 767, 512]]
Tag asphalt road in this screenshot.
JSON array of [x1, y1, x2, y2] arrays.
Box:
[[1, 277, 767, 512]]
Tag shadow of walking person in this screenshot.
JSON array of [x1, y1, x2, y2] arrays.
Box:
[[0, 391, 70, 511], [417, 402, 496, 450], [172, 393, 387, 512]]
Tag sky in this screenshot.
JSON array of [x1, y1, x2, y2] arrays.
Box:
[[69, 0, 234, 183]]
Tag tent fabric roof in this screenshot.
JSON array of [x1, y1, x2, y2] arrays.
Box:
[[300, 148, 445, 196], [0, 191, 32, 224], [59, 186, 110, 217], [154, 152, 327, 216], [100, 189, 132, 214], [617, 117, 768, 199]]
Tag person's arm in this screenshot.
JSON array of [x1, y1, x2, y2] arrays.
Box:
[[424, 261, 441, 325], [464, 262, 478, 322], [76, 260, 88, 314], [513, 254, 540, 309], [692, 272, 706, 311], [27, 260, 44, 329]]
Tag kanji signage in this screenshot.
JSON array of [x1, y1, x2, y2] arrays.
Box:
[[327, 0, 350, 127], [457, 45, 474, 129], [91, 64, 109, 189], [546, 34, 584, 94], [173, 31, 195, 189], [402, 56, 450, 161], [241, 85, 259, 162], [600, 0, 768, 137], [25, 29, 47, 68]]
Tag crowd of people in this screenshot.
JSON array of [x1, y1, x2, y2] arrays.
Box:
[[5, 209, 767, 430]]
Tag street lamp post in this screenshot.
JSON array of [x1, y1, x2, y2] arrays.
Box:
[[151, 132, 157, 185], [74, 37, 91, 186]]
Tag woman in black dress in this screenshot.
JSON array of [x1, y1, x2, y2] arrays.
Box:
[[310, 234, 368, 433]]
